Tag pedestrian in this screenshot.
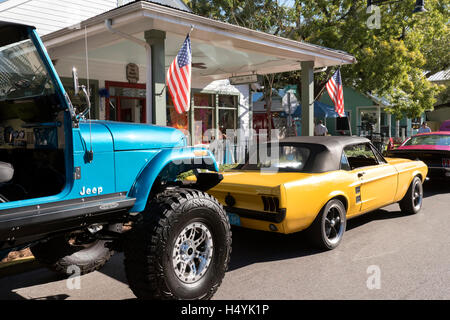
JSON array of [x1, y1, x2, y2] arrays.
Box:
[[314, 120, 328, 136], [418, 122, 431, 134]]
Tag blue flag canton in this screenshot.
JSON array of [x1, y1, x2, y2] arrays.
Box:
[[334, 69, 342, 86], [177, 36, 192, 68]]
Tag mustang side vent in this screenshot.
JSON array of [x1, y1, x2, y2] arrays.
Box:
[[356, 186, 361, 203], [261, 196, 280, 212]]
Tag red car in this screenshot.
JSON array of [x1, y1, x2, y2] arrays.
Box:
[[440, 120, 450, 131], [387, 131, 450, 180]]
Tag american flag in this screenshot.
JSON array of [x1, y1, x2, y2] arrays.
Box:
[[167, 35, 192, 114], [325, 68, 345, 117]]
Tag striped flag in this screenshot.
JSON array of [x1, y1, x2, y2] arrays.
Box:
[[325, 68, 345, 117], [167, 35, 192, 114]]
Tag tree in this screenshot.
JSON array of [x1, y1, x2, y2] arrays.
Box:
[[286, 0, 447, 118], [186, 0, 448, 118]]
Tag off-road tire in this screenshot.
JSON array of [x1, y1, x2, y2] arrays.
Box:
[[31, 237, 113, 276], [123, 188, 232, 300], [399, 176, 423, 215], [306, 199, 347, 250]]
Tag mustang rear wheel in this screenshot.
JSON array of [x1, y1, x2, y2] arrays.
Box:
[[307, 199, 347, 250], [399, 176, 423, 215], [123, 188, 232, 300]]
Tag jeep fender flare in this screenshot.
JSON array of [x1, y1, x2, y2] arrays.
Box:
[[128, 147, 219, 213]]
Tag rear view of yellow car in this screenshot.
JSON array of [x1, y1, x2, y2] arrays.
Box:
[[207, 136, 428, 250]]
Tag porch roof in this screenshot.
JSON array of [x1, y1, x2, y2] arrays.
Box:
[[41, 1, 356, 83]]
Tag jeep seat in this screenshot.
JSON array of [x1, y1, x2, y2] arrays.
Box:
[[0, 161, 14, 183]]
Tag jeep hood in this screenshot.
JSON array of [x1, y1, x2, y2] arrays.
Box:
[[99, 121, 186, 150]]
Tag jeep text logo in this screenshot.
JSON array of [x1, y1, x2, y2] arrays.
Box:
[[80, 186, 103, 196]]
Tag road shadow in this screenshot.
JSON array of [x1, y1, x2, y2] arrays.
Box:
[[227, 226, 322, 271], [345, 208, 404, 232], [97, 252, 129, 284], [0, 267, 67, 300], [423, 179, 450, 198], [227, 206, 415, 272]]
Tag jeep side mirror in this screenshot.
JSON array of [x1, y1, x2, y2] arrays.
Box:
[[72, 67, 79, 96], [71, 66, 92, 121]]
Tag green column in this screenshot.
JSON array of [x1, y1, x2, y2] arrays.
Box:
[[145, 30, 166, 126], [301, 61, 314, 136]]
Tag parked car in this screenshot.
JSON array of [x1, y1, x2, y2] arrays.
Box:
[[386, 131, 450, 181], [205, 136, 428, 250], [439, 120, 450, 131]]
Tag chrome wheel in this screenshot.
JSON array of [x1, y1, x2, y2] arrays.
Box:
[[324, 204, 345, 245], [172, 222, 214, 284], [412, 180, 423, 211]]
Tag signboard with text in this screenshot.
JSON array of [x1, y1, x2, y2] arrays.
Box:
[[229, 74, 258, 85]]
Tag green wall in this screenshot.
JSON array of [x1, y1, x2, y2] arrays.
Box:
[[319, 87, 375, 135]]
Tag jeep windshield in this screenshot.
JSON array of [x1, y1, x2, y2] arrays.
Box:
[[0, 36, 55, 101]]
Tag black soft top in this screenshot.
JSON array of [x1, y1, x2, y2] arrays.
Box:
[[0, 21, 35, 47], [278, 136, 371, 173]]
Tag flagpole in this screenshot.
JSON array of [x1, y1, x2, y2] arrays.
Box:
[[314, 66, 340, 101], [314, 82, 328, 101]]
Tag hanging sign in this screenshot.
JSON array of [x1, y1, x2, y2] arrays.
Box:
[[126, 63, 139, 83], [229, 74, 258, 85]]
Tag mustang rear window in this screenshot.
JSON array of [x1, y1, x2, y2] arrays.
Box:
[[240, 145, 311, 172], [404, 135, 450, 146]]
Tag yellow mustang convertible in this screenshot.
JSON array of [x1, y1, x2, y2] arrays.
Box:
[[207, 136, 428, 250]]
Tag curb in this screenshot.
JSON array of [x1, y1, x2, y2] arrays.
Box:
[[0, 257, 42, 278]]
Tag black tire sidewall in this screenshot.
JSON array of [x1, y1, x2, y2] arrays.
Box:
[[318, 199, 347, 250], [407, 177, 423, 214], [161, 205, 229, 299]]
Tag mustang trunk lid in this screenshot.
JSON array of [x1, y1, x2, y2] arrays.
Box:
[[209, 171, 309, 213], [212, 171, 309, 193]]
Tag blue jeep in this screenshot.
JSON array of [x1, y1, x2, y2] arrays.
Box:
[[0, 21, 231, 300]]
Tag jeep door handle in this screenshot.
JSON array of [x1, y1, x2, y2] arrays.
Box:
[[357, 172, 366, 178]]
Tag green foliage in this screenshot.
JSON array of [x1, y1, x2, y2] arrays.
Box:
[[186, 0, 449, 118]]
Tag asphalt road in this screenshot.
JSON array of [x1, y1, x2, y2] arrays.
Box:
[[0, 180, 449, 300]]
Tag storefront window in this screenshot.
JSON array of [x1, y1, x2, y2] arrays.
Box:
[[109, 97, 117, 121], [105, 82, 146, 123], [218, 108, 236, 134], [192, 93, 215, 145], [165, 91, 239, 145], [218, 95, 237, 108], [166, 93, 189, 130], [218, 94, 238, 138], [194, 107, 214, 145], [109, 86, 146, 98], [194, 93, 215, 107]]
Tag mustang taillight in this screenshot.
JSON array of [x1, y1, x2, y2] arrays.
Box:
[[443, 158, 450, 168], [261, 196, 280, 212]]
